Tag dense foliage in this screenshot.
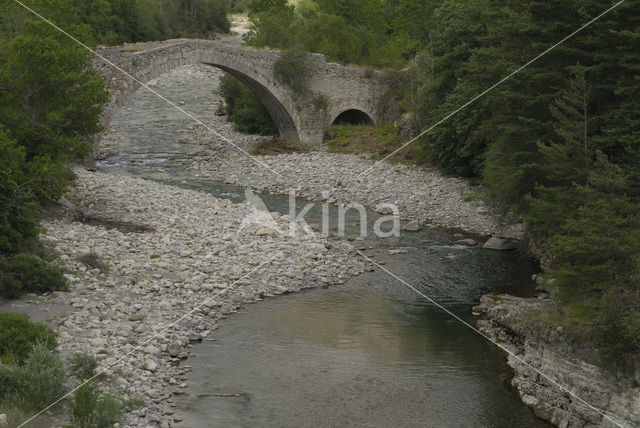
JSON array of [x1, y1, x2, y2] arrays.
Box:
[[1, 0, 232, 299], [247, 0, 640, 367], [244, 0, 431, 67], [0, 2, 109, 298], [0, 312, 57, 364], [413, 0, 640, 367], [1, 0, 230, 45]]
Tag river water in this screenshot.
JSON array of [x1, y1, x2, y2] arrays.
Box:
[[98, 64, 549, 427]]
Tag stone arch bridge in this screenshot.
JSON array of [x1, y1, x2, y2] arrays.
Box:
[[93, 39, 388, 147]]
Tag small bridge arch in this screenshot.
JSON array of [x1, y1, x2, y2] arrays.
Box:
[[93, 39, 386, 148], [331, 108, 375, 126]]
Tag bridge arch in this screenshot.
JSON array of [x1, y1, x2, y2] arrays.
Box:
[[331, 109, 375, 126], [92, 39, 385, 148], [208, 65, 298, 140]]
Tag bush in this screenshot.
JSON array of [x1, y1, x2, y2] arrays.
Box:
[[19, 342, 67, 409], [0, 342, 66, 412], [0, 253, 68, 299], [273, 52, 311, 97], [0, 364, 21, 398], [70, 352, 98, 380], [0, 312, 57, 364], [70, 383, 123, 428]]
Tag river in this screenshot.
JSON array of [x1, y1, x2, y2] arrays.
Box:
[[97, 63, 549, 427]]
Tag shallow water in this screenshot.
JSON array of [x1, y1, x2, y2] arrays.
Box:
[[98, 64, 549, 427], [165, 188, 548, 427]]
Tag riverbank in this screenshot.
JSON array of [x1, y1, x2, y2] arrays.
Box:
[[33, 168, 364, 427], [475, 294, 639, 428]]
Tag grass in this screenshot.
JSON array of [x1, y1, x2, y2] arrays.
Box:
[[324, 123, 423, 164], [249, 138, 308, 155]]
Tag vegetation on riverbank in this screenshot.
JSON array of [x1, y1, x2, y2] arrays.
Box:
[[0, 2, 231, 423], [0, 3, 108, 300], [0, 318, 126, 427], [240, 0, 640, 369], [324, 124, 419, 163]]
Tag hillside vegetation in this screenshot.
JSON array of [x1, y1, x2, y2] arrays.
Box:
[[0, 0, 230, 299]]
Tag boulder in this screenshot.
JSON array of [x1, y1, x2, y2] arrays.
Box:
[[483, 237, 518, 251], [145, 389, 159, 399]]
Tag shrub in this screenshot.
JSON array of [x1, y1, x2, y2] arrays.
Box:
[[18, 342, 67, 409], [70, 352, 97, 380], [0, 342, 66, 412], [70, 383, 123, 428], [273, 52, 311, 97], [0, 253, 68, 299], [0, 312, 57, 364], [0, 364, 21, 398]]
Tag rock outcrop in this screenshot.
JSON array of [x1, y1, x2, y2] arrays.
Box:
[[475, 294, 640, 428]]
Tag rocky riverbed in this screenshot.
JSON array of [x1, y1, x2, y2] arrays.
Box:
[[32, 169, 365, 427], [27, 60, 629, 428], [475, 295, 640, 428], [187, 151, 525, 239]]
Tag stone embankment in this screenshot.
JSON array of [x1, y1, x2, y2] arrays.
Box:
[[37, 169, 365, 427], [475, 295, 640, 428]]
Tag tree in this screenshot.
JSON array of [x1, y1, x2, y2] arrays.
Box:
[[0, 20, 107, 164], [551, 153, 640, 297], [244, 0, 295, 48], [0, 14, 108, 298]]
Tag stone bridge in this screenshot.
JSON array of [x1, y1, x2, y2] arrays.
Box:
[[93, 39, 387, 146]]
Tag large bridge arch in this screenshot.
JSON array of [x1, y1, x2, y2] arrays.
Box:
[[92, 39, 386, 149], [211, 64, 298, 141]]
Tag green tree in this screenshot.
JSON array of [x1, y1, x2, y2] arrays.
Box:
[[244, 0, 295, 47], [551, 153, 640, 297], [0, 19, 107, 164], [0, 13, 108, 298]]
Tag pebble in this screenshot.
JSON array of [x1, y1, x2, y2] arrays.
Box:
[[40, 167, 364, 427]]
